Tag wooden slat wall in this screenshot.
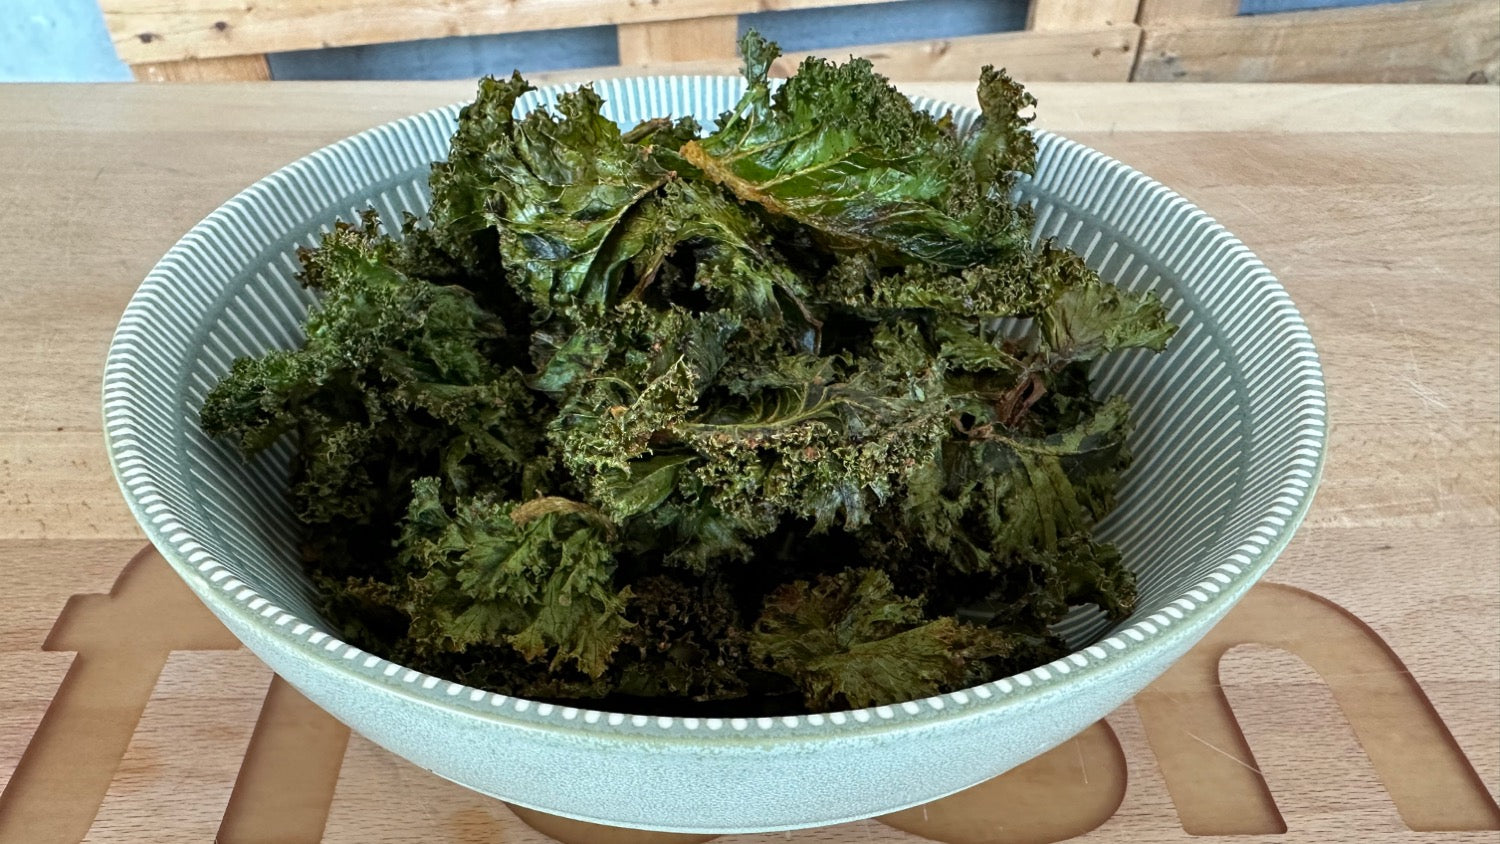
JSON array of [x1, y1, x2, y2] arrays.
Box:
[[617, 16, 741, 67], [777, 27, 1141, 82], [1135, 0, 1240, 25], [99, 0, 912, 65], [1028, 0, 1142, 30], [1135, 0, 1500, 83], [132, 55, 270, 83], [101, 0, 1498, 85]]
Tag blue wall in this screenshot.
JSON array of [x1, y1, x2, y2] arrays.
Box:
[[738, 0, 1027, 53], [1, 0, 1409, 82], [0, 0, 130, 81]]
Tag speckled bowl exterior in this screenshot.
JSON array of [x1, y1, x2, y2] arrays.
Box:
[[103, 76, 1326, 833]]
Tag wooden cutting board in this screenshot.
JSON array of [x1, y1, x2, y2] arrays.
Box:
[[0, 546, 1496, 843], [0, 80, 1495, 842]]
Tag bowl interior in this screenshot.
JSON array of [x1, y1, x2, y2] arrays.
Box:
[[105, 77, 1325, 711]]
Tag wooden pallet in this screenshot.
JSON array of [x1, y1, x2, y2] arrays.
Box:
[[98, 0, 1498, 84]]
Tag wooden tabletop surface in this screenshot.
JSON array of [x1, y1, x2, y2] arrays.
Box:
[[0, 80, 1496, 844]]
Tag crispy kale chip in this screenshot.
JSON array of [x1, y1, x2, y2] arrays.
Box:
[[200, 212, 542, 576], [750, 568, 1019, 710], [682, 32, 1034, 269], [201, 32, 1177, 715], [397, 480, 630, 677]]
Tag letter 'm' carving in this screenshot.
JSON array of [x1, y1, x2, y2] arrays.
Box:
[[1135, 582, 1500, 835]]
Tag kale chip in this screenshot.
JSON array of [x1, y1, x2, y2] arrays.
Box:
[[201, 33, 1175, 715]]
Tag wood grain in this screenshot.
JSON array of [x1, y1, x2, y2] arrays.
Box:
[[88, 651, 271, 843], [1136, 584, 1500, 835], [2, 81, 1491, 138], [0, 654, 72, 801], [0, 546, 242, 842], [567, 27, 1141, 83], [1134, 0, 1237, 25], [0, 541, 151, 651], [99, 0, 1494, 87], [1135, 0, 1500, 83], [1219, 648, 1500, 839], [217, 677, 351, 844], [99, 0, 914, 65], [775, 27, 1142, 82], [6, 81, 1486, 547], [0, 81, 1495, 842], [0, 435, 147, 540], [1027, 0, 1141, 30], [5, 548, 1495, 843], [133, 54, 270, 83], [617, 15, 740, 66]]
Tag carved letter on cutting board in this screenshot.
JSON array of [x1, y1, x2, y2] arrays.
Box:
[[0, 550, 1496, 844]]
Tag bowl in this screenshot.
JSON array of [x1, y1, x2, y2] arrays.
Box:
[[103, 75, 1326, 833]]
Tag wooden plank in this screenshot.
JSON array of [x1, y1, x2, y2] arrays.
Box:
[[100, 0, 913, 65], [1136, 584, 1500, 835], [133, 54, 270, 82], [1027, 0, 1141, 29], [1134, 0, 1500, 83], [1, 81, 1495, 140], [0, 547, 242, 842], [0, 653, 74, 800], [88, 652, 271, 843], [618, 15, 740, 66], [897, 81, 1500, 133], [778, 26, 1143, 82], [0, 434, 146, 541], [1222, 650, 1500, 836], [1, 80, 1497, 843], [1136, 0, 1239, 24], [217, 677, 351, 844], [0, 540, 155, 654]]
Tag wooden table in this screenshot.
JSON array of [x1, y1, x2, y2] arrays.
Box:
[[0, 80, 1496, 844]]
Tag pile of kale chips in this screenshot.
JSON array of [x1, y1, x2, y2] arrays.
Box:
[[202, 34, 1176, 715]]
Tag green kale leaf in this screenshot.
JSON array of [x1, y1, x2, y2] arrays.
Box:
[[200, 34, 1178, 716], [201, 213, 542, 576], [398, 478, 631, 677], [749, 568, 1017, 710], [681, 33, 1034, 269]]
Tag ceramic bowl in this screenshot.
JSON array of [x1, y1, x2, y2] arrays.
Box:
[[103, 76, 1326, 833]]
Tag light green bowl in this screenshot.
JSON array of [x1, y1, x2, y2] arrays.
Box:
[[103, 76, 1326, 833]]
